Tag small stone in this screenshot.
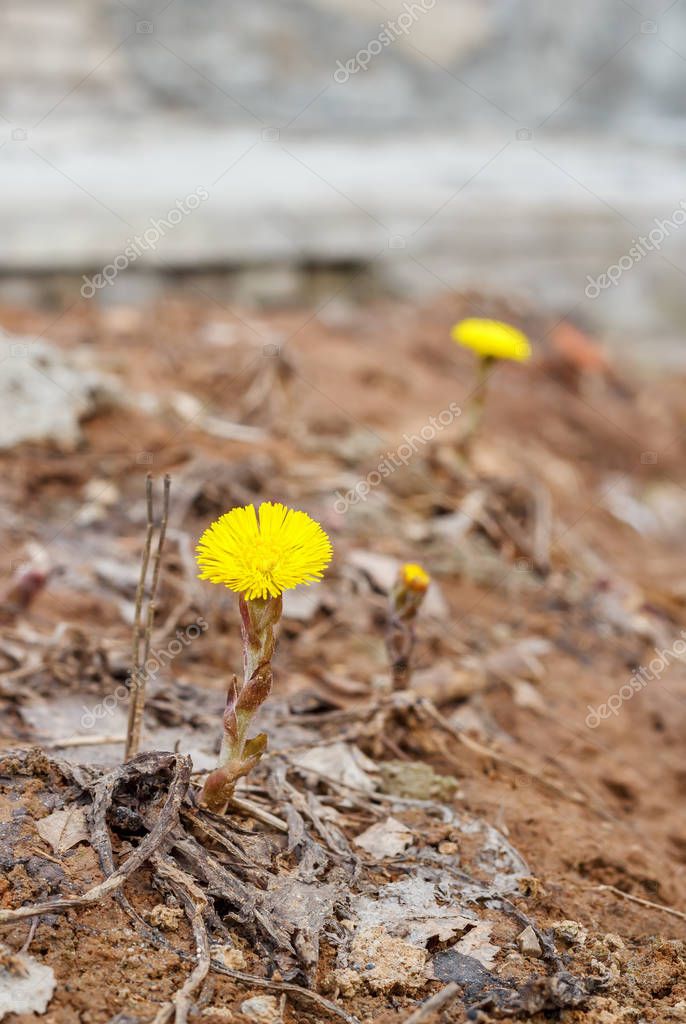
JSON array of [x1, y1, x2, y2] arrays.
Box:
[[213, 946, 246, 971], [239, 995, 279, 1022], [346, 925, 428, 994], [518, 876, 546, 899], [0, 337, 117, 451], [517, 925, 542, 958], [148, 905, 184, 931], [552, 919, 588, 947], [437, 840, 459, 856], [334, 968, 362, 998]]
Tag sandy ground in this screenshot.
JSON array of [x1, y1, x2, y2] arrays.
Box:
[[0, 293, 685, 1023]]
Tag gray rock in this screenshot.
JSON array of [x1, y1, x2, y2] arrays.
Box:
[[517, 925, 543, 958], [0, 338, 115, 451], [239, 995, 280, 1022]]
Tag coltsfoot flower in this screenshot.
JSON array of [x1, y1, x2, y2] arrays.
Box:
[[387, 562, 431, 691], [399, 562, 431, 594], [196, 501, 332, 812], [196, 501, 332, 600], [449, 318, 531, 459], [451, 318, 531, 363]]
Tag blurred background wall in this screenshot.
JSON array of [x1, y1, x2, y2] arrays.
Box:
[[1, 0, 685, 360]]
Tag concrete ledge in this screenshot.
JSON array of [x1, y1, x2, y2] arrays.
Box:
[[2, 129, 686, 353]]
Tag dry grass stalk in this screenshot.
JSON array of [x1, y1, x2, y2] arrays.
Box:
[[125, 473, 171, 761]]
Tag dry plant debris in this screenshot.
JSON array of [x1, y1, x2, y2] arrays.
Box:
[[0, 296, 685, 1023]]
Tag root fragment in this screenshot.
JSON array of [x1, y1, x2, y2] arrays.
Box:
[[151, 854, 210, 1024]]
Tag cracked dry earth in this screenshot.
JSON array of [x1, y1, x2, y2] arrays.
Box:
[[0, 294, 685, 1023]]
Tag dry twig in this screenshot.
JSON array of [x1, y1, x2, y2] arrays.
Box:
[[208, 960, 361, 1024], [228, 794, 289, 833], [0, 752, 190, 924], [151, 854, 210, 1024], [592, 884, 686, 922], [125, 474, 171, 760], [401, 983, 460, 1023]]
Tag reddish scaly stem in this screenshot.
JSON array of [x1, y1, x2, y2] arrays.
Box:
[[201, 594, 282, 813]]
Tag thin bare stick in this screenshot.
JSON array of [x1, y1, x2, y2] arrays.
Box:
[[41, 735, 125, 749], [532, 480, 552, 574], [125, 475, 171, 761], [208, 961, 361, 1024], [125, 475, 155, 760], [142, 474, 171, 670], [401, 984, 460, 1023], [593, 884, 686, 922], [228, 794, 289, 833], [19, 917, 38, 954]]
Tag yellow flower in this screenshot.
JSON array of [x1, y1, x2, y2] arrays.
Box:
[[196, 501, 332, 600], [451, 318, 531, 363], [400, 562, 430, 593]]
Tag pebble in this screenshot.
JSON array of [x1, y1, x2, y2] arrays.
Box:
[[212, 945, 247, 971], [552, 919, 588, 947], [517, 925, 543, 958], [239, 995, 280, 1023]]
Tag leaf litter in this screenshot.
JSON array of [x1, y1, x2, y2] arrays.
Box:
[[1, 298, 686, 1022]]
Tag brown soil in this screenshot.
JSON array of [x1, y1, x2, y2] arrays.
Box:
[[0, 293, 685, 1023]]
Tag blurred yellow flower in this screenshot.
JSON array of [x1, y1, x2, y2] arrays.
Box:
[[451, 318, 531, 363], [400, 562, 431, 593], [196, 501, 332, 601]]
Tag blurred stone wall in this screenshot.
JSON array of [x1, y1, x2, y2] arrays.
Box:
[[2, 0, 683, 134], [1, 0, 685, 359]]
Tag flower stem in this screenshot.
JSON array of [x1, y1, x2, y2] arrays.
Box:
[[458, 354, 495, 460], [201, 594, 282, 813], [385, 574, 427, 691]]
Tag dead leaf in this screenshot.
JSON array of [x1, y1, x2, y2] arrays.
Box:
[[0, 947, 55, 1019], [412, 660, 487, 703], [291, 742, 379, 793], [511, 679, 546, 712], [482, 637, 552, 684], [353, 876, 475, 946], [378, 760, 459, 801], [354, 817, 413, 859], [454, 921, 500, 968], [36, 805, 89, 855]]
